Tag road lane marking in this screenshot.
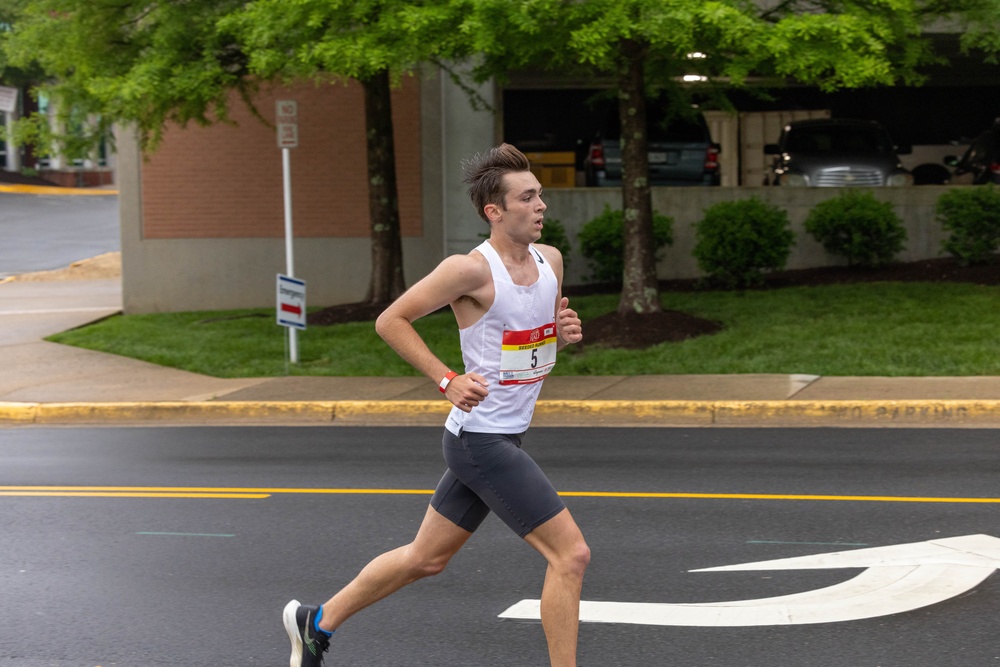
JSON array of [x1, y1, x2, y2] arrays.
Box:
[[556, 491, 1000, 502], [136, 532, 235, 537], [500, 534, 1000, 627], [0, 307, 120, 315], [0, 488, 268, 498], [2, 487, 1000, 503], [0, 486, 424, 497], [748, 540, 870, 546]]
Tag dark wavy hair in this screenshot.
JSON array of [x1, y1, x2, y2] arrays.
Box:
[[462, 143, 531, 223]]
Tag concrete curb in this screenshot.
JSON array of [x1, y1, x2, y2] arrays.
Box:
[[0, 184, 118, 196], [3, 400, 1000, 427]]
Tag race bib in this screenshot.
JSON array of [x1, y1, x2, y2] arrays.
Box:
[[499, 323, 557, 385]]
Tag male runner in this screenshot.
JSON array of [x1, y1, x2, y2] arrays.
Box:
[[283, 143, 589, 667]]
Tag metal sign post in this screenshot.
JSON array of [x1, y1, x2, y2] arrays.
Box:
[[276, 100, 300, 364]]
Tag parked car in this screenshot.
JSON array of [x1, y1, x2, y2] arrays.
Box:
[[765, 118, 912, 187], [584, 104, 720, 187], [944, 118, 1000, 185]]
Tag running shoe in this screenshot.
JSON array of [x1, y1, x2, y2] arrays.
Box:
[[283, 599, 330, 667]]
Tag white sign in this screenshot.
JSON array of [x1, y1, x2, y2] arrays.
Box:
[[276, 274, 306, 330], [500, 534, 1000, 627], [276, 99, 298, 149], [0, 86, 18, 114]]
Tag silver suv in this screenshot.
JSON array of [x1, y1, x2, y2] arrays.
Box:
[[765, 118, 912, 187]]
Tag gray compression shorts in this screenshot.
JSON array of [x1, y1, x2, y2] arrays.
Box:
[[430, 430, 566, 538]]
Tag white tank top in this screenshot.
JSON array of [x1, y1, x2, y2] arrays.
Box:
[[445, 240, 559, 435]]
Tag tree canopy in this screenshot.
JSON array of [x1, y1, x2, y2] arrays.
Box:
[[223, 0, 468, 302], [459, 0, 1000, 314], [2, 0, 997, 312], [0, 0, 467, 304], [1, 0, 254, 150]]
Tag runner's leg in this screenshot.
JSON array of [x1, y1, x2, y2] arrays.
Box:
[[434, 429, 590, 666], [317, 504, 473, 632], [523, 508, 590, 667]]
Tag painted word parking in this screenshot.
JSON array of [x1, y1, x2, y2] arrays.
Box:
[[500, 534, 1000, 627]]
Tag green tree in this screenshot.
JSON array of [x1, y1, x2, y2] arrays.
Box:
[[462, 0, 1000, 317], [1, 0, 463, 304], [227, 0, 467, 304], [1, 0, 253, 150], [0, 0, 50, 167]]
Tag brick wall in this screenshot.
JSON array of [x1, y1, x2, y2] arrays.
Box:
[[40, 169, 116, 188], [141, 77, 422, 239]]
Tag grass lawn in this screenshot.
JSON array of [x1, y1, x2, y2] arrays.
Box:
[[47, 282, 1000, 378]]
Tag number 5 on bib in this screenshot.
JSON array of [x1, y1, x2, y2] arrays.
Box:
[[499, 323, 557, 385]]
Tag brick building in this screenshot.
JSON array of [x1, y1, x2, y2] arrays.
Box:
[[118, 68, 496, 313]]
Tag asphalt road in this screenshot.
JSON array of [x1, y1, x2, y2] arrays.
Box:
[[0, 193, 119, 277], [1, 426, 999, 667]]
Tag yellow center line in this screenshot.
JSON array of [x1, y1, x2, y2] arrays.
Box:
[[0, 490, 269, 499], [0, 486, 428, 496], [1, 486, 999, 503], [557, 491, 1000, 503]]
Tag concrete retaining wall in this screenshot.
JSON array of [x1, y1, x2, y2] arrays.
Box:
[[544, 186, 952, 287]]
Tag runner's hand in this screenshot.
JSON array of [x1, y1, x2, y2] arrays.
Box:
[[557, 297, 582, 346], [446, 373, 489, 412]]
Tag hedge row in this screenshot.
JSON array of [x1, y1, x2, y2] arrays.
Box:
[[543, 186, 1000, 290]]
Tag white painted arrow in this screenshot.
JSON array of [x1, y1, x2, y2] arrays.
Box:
[[499, 534, 1000, 626]]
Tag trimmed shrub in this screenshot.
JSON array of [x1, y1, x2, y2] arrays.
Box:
[[538, 217, 572, 268], [937, 185, 1000, 265], [578, 204, 674, 284], [804, 191, 906, 267], [693, 197, 794, 289], [479, 218, 572, 267]]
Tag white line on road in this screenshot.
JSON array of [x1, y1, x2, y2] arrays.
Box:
[[0, 307, 120, 315], [499, 534, 1000, 627]]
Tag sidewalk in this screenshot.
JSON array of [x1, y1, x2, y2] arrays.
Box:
[[2, 276, 1000, 427]]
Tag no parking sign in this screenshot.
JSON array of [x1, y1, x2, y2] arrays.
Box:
[[276, 100, 298, 148]]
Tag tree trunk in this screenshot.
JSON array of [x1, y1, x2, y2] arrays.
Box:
[[615, 39, 661, 315], [20, 85, 39, 170], [363, 69, 406, 304]]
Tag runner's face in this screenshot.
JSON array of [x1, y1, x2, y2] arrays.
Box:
[[499, 171, 546, 243]]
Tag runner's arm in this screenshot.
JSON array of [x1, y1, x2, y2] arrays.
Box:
[[375, 255, 490, 411]]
